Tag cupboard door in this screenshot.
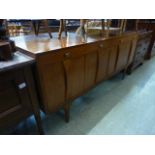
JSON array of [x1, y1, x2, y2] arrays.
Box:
[[107, 45, 118, 77], [0, 69, 32, 128], [84, 47, 98, 90], [64, 55, 85, 100], [64, 44, 98, 100], [116, 39, 131, 72], [37, 53, 66, 113], [97, 44, 109, 82], [97, 40, 119, 81], [128, 38, 138, 65]]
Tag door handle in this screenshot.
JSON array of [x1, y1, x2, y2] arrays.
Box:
[[99, 44, 103, 48], [64, 52, 70, 58]]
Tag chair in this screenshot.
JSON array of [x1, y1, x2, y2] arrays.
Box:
[[32, 19, 52, 38], [76, 19, 112, 37], [58, 19, 67, 39]]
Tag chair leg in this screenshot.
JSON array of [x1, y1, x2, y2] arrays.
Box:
[[44, 19, 52, 38], [64, 102, 70, 123], [58, 19, 67, 39], [35, 22, 39, 36], [64, 20, 67, 36], [31, 21, 37, 35]]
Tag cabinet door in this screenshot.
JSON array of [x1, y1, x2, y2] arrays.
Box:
[[116, 38, 132, 72], [97, 40, 119, 82], [0, 69, 32, 129], [107, 43, 118, 77], [37, 52, 66, 113], [127, 36, 138, 66], [84, 45, 98, 90], [64, 55, 85, 100], [64, 44, 98, 100], [97, 43, 109, 82]]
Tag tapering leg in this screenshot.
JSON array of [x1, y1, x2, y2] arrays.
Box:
[[33, 111, 44, 135], [126, 65, 132, 75], [122, 69, 126, 80], [24, 67, 44, 135], [64, 102, 70, 123]]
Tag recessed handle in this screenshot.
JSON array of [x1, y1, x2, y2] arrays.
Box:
[[64, 52, 70, 58], [99, 44, 103, 48]]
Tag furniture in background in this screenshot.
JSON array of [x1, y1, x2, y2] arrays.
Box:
[[125, 19, 139, 31], [14, 31, 138, 122], [0, 19, 17, 60], [32, 19, 72, 39], [7, 19, 33, 36], [58, 19, 67, 39], [76, 19, 129, 37], [76, 19, 111, 36], [0, 42, 13, 60], [32, 20, 52, 38], [33, 19, 80, 39], [0, 52, 43, 134], [138, 20, 155, 59], [127, 31, 152, 74], [0, 19, 9, 38], [117, 19, 127, 32], [7, 19, 53, 37]]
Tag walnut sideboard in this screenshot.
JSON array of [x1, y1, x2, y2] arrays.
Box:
[[13, 32, 138, 122]]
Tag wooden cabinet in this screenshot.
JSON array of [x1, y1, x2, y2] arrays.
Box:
[[15, 32, 138, 121], [0, 52, 43, 134], [127, 31, 152, 73]]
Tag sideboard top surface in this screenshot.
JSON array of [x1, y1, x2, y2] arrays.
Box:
[[12, 32, 137, 56]]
